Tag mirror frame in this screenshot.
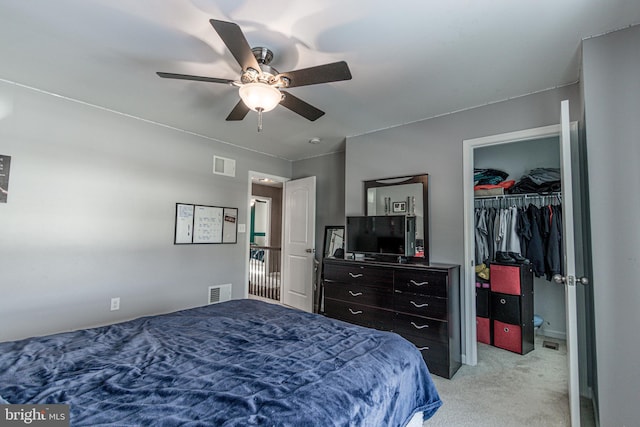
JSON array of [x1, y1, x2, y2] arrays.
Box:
[[322, 225, 345, 259], [363, 174, 429, 263]]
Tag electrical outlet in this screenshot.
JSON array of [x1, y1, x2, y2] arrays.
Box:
[[110, 297, 120, 311]]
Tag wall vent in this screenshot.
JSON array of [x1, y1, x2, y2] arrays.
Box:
[[213, 155, 236, 177], [208, 284, 232, 304]]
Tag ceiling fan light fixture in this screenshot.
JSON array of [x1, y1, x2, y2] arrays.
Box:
[[239, 83, 282, 112]]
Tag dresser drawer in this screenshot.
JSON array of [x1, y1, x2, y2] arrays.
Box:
[[394, 292, 447, 320], [325, 282, 393, 310], [324, 263, 394, 288], [324, 300, 394, 331], [401, 334, 450, 367], [394, 269, 448, 297], [394, 313, 448, 343]]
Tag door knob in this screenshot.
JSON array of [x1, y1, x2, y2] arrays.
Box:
[[553, 274, 589, 285], [305, 248, 315, 253]]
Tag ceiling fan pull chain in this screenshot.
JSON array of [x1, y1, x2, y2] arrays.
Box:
[[257, 108, 264, 132]]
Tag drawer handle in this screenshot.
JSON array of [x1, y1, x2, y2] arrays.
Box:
[[411, 321, 429, 329], [410, 301, 429, 308], [349, 273, 364, 278], [417, 346, 430, 351], [500, 298, 506, 304], [348, 291, 363, 297], [410, 280, 429, 286], [504, 327, 510, 333], [349, 309, 363, 315]]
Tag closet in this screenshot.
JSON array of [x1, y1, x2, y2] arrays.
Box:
[[473, 136, 566, 347]]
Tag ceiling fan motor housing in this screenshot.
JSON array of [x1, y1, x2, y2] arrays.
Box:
[[241, 47, 290, 87], [252, 47, 273, 65]]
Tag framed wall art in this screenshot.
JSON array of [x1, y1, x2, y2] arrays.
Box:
[[174, 203, 238, 245]]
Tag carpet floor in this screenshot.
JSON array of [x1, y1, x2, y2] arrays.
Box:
[[426, 336, 596, 426]]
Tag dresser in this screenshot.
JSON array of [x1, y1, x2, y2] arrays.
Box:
[[323, 258, 461, 379]]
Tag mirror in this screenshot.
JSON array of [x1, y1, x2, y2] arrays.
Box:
[[323, 226, 345, 259], [364, 174, 429, 262]]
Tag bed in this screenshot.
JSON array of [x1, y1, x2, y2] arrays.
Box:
[[0, 299, 441, 426]]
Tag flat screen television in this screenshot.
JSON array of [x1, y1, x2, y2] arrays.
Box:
[[346, 215, 416, 257]]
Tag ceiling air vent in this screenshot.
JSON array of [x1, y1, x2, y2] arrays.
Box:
[[213, 155, 236, 177], [208, 284, 232, 304]]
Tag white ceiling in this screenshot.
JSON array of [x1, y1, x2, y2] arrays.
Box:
[[1, 1, 639, 161]]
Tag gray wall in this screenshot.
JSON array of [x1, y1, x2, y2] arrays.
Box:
[[292, 150, 345, 311], [0, 80, 291, 342], [293, 151, 346, 257], [582, 25, 640, 426]]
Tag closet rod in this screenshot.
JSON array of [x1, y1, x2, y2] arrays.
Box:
[[474, 191, 561, 200]]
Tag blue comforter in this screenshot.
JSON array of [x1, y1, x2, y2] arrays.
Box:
[[0, 299, 441, 426]]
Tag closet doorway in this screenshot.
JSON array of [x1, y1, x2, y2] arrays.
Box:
[[462, 101, 590, 426]]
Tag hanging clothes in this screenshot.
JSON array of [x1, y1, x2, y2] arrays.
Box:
[[474, 208, 490, 265], [506, 206, 521, 254], [516, 207, 531, 258], [474, 194, 562, 281], [545, 204, 563, 281], [524, 204, 545, 277]]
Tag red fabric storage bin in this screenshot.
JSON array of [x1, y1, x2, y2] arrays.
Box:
[[476, 316, 491, 344], [490, 264, 521, 295], [493, 320, 522, 354]]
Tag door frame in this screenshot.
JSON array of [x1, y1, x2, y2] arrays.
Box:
[[245, 171, 289, 300], [462, 122, 578, 365]]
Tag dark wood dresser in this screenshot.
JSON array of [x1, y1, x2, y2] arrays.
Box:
[[323, 258, 461, 379]]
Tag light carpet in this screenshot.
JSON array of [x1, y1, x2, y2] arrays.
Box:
[[425, 337, 595, 426]]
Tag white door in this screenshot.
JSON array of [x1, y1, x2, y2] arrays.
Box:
[[282, 176, 316, 312], [557, 99, 581, 426]]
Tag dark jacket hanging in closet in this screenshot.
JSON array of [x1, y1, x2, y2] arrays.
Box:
[[545, 205, 563, 281], [525, 204, 545, 277]]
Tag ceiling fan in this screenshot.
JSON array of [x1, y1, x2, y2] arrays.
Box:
[[157, 19, 352, 131]]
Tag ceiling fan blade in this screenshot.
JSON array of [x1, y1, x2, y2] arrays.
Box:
[[279, 91, 325, 121], [226, 100, 250, 121], [278, 61, 352, 88], [156, 72, 234, 85], [210, 19, 261, 72]]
